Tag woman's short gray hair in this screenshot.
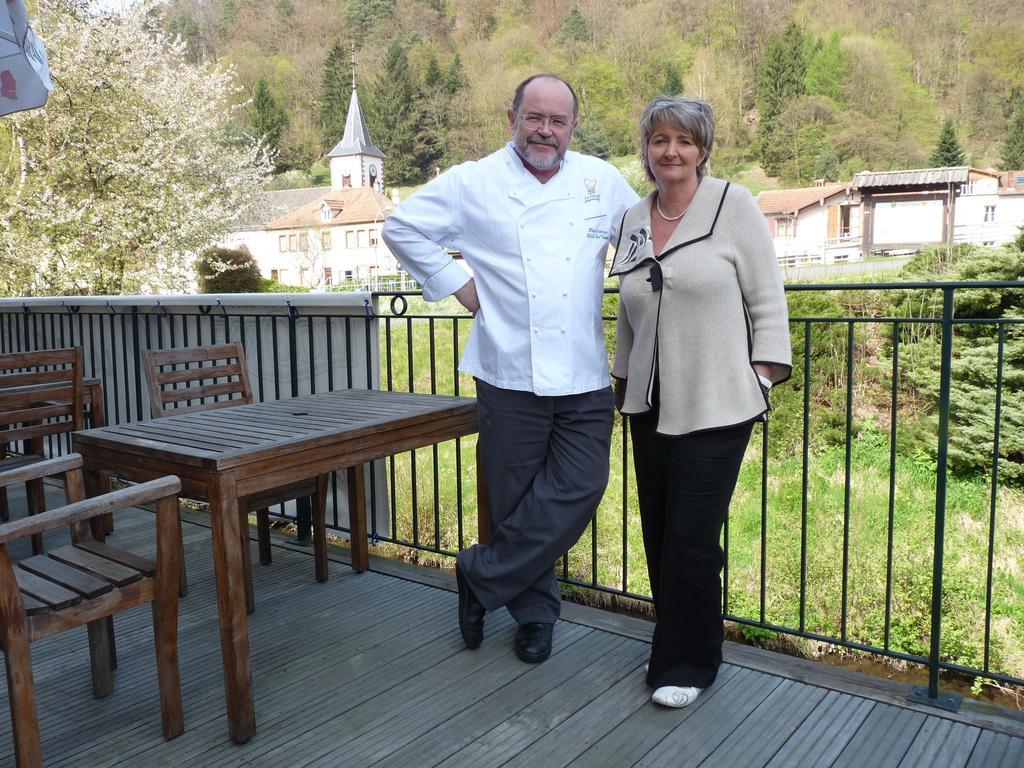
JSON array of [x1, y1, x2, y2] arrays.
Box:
[[639, 95, 716, 182]]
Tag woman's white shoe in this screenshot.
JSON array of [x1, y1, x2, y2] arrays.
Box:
[[651, 686, 701, 708]]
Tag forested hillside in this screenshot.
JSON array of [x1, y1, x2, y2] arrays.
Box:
[[161, 0, 1024, 187]]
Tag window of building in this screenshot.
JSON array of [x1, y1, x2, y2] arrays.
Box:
[[345, 231, 355, 248], [369, 228, 378, 246], [278, 235, 287, 252], [321, 231, 332, 250], [344, 269, 354, 280], [324, 267, 333, 285], [357, 229, 367, 247], [288, 233, 297, 251], [776, 217, 795, 238], [984, 205, 996, 223], [270, 269, 280, 281], [299, 232, 309, 251]]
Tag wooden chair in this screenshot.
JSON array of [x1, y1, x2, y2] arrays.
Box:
[[142, 342, 329, 613], [0, 454, 184, 768], [0, 348, 85, 554]]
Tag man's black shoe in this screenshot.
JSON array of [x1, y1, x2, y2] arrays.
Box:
[[514, 622, 554, 663], [456, 563, 485, 649]]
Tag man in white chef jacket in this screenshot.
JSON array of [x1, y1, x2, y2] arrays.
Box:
[[382, 74, 638, 663]]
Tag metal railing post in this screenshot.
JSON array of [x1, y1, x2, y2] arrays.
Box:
[[907, 285, 962, 711], [287, 302, 312, 545]]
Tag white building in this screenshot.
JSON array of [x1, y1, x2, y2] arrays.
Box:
[[757, 167, 1024, 267], [756, 183, 861, 267], [224, 83, 408, 290], [954, 171, 1024, 247]]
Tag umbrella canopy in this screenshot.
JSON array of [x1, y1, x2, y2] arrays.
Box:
[[0, 0, 53, 116]]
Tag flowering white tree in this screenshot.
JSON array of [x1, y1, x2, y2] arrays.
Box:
[[0, 0, 272, 296]]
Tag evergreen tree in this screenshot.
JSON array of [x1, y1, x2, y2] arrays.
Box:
[[364, 40, 423, 185], [558, 4, 589, 46], [661, 63, 683, 96], [344, 0, 395, 38], [902, 241, 1024, 485], [165, 13, 200, 61], [1001, 100, 1024, 170], [804, 32, 845, 104], [812, 147, 841, 181], [574, 120, 612, 159], [758, 24, 807, 123], [424, 54, 444, 91], [929, 118, 967, 166], [445, 54, 468, 95], [757, 23, 807, 176], [319, 43, 350, 152], [216, 0, 237, 41], [250, 79, 288, 166]]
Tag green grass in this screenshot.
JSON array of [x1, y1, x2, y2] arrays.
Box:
[[371, 297, 1024, 685]]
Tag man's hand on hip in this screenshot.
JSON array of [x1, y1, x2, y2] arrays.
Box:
[[454, 279, 480, 315]]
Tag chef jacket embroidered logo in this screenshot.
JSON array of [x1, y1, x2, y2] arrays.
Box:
[[583, 178, 600, 202]]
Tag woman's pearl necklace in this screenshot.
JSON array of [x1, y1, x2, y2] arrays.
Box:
[[656, 194, 688, 221]]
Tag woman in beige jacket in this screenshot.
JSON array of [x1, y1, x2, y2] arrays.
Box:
[[610, 95, 791, 708]]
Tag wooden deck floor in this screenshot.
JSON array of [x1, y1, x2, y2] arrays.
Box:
[[1, 495, 1022, 767]]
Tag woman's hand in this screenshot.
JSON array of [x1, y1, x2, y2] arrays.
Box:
[[613, 377, 627, 412]]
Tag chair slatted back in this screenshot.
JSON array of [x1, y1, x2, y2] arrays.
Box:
[[143, 342, 254, 418], [0, 348, 85, 446]]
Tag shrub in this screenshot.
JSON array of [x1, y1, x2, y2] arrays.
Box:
[[196, 246, 262, 293]]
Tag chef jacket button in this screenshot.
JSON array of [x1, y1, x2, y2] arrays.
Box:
[[562, 291, 568, 297], [531, 292, 537, 298], [560, 328, 566, 334], [533, 328, 539, 334]]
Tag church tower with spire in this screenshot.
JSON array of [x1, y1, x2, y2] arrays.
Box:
[[327, 44, 385, 194]]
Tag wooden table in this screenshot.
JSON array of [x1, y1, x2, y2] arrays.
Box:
[[72, 389, 480, 744]]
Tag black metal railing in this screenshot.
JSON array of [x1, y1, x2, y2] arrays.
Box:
[[371, 282, 1024, 710], [2, 282, 1023, 708]]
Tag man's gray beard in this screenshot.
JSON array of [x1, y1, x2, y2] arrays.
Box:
[[519, 142, 562, 171]]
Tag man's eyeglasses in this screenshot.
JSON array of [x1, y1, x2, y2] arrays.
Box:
[[519, 113, 573, 130]]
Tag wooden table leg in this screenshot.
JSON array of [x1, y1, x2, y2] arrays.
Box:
[[208, 474, 255, 744], [26, 438, 45, 555], [82, 468, 107, 544], [475, 443, 491, 545], [84, 383, 114, 535], [239, 508, 255, 615], [313, 474, 329, 582], [346, 466, 368, 573]]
